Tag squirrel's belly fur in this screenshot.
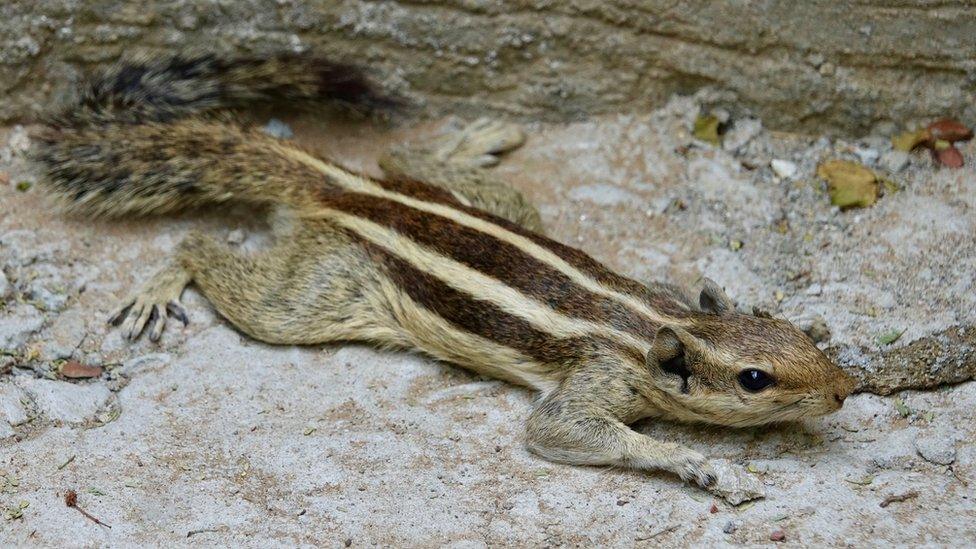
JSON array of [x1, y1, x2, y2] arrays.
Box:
[[32, 52, 857, 489]]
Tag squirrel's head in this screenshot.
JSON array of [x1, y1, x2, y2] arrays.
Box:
[[645, 280, 856, 427]]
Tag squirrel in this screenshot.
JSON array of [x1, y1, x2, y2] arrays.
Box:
[[32, 53, 856, 488]]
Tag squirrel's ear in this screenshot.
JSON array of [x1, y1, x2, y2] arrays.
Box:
[[648, 326, 694, 393], [649, 326, 684, 365], [698, 277, 734, 315]]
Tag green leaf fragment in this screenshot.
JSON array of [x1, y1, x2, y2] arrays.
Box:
[[894, 398, 911, 418], [877, 329, 905, 346], [693, 115, 721, 145]]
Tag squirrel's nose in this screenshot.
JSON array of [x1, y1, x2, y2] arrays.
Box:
[[834, 392, 846, 405]]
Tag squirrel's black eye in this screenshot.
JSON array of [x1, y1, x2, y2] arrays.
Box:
[[738, 369, 774, 392]]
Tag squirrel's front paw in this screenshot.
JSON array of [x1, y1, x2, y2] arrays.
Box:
[[669, 449, 717, 488]]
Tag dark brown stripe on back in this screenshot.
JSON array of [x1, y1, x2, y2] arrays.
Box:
[[374, 176, 464, 206], [373, 176, 691, 316], [317, 190, 662, 343], [361, 240, 644, 367]]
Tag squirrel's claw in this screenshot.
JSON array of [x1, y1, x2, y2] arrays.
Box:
[[147, 304, 167, 342], [671, 450, 717, 488], [113, 299, 182, 342], [166, 301, 189, 326], [108, 267, 190, 343], [120, 300, 154, 340], [112, 298, 188, 342], [107, 301, 134, 326]]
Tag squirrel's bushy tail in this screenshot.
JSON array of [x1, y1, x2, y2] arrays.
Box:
[[48, 53, 394, 127], [33, 53, 395, 216]]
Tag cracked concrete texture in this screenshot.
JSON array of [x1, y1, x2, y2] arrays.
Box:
[[1, 96, 975, 544], [3, 1, 976, 134]]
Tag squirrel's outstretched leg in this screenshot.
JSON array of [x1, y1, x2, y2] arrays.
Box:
[[525, 369, 717, 487], [379, 118, 545, 233], [112, 217, 399, 346]]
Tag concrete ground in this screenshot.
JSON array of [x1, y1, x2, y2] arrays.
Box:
[[1, 95, 974, 546]]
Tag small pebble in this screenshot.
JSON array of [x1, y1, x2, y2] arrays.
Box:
[[854, 147, 880, 166], [709, 503, 718, 514], [227, 229, 246, 245], [770, 159, 798, 180], [880, 150, 909, 173], [7, 125, 31, 154], [722, 521, 739, 534], [770, 529, 786, 542], [262, 118, 294, 140]]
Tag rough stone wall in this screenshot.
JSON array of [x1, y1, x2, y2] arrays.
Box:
[[2, 0, 975, 134]]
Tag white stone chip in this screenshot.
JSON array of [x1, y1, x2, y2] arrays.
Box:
[[707, 459, 766, 505], [770, 159, 798, 180]]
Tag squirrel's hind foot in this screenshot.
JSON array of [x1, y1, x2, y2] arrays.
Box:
[[109, 263, 191, 342], [433, 117, 525, 169]]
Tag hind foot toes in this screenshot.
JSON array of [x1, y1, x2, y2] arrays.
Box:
[[434, 117, 526, 168], [109, 265, 190, 342]]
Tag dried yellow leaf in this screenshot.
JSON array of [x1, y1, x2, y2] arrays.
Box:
[[816, 160, 878, 209], [891, 129, 930, 152], [693, 115, 721, 145]]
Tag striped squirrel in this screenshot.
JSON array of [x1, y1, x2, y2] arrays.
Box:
[[33, 53, 855, 488]]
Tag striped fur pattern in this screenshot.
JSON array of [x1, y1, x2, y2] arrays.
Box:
[[33, 54, 857, 488]]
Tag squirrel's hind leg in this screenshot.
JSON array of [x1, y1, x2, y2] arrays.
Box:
[[111, 218, 398, 346], [379, 118, 544, 233], [176, 223, 396, 346]]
